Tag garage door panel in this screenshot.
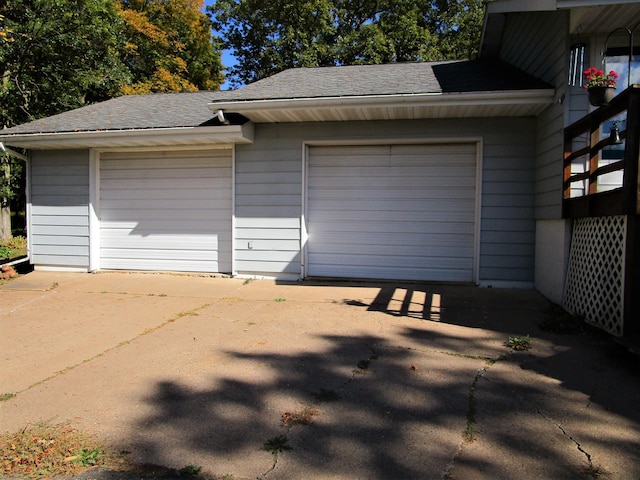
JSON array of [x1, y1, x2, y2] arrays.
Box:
[[313, 209, 476, 223], [100, 150, 232, 273], [102, 184, 231, 199], [100, 258, 220, 272], [101, 166, 230, 180], [310, 220, 476, 235], [307, 143, 477, 282], [101, 232, 224, 249], [309, 253, 473, 270], [309, 263, 471, 282], [101, 208, 231, 223], [311, 234, 474, 250], [309, 198, 475, 213], [308, 243, 473, 258], [100, 177, 230, 191]]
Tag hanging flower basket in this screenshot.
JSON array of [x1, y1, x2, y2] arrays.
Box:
[[587, 86, 616, 107], [583, 67, 619, 107]]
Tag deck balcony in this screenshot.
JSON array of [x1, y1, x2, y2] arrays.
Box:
[[562, 85, 639, 338]]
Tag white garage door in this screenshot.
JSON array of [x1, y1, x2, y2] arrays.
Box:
[[100, 149, 232, 273], [306, 143, 478, 282]]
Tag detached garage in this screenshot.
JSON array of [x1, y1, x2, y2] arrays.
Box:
[[0, 60, 553, 287], [99, 149, 233, 273], [305, 142, 479, 282]]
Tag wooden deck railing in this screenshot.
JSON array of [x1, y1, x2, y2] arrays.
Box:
[[563, 85, 640, 218]]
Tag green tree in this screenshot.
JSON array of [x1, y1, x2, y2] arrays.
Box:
[[117, 0, 224, 93], [0, 0, 130, 240], [209, 0, 487, 87]]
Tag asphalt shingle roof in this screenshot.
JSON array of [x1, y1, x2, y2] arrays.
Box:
[[210, 60, 551, 103], [1, 91, 221, 135], [1, 60, 552, 136]]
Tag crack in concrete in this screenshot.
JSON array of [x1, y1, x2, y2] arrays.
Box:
[[441, 354, 503, 480], [536, 406, 598, 471]]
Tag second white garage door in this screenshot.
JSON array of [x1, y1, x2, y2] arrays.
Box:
[[306, 143, 478, 282], [100, 149, 232, 273]]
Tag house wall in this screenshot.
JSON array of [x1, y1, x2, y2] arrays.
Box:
[[26, 117, 538, 285], [29, 150, 91, 270], [498, 10, 572, 302], [234, 117, 537, 285]]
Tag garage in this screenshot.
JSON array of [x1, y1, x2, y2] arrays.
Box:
[[306, 143, 479, 282], [99, 149, 233, 273]]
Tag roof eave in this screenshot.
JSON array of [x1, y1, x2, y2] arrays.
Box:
[[0, 124, 254, 150], [208, 89, 557, 123]]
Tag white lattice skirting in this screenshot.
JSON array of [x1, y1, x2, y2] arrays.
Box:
[[563, 215, 627, 336]]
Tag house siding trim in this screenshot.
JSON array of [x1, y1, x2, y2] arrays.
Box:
[[301, 137, 483, 284], [89, 150, 100, 271]]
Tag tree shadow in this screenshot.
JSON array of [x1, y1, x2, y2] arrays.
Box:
[[121, 282, 640, 480]]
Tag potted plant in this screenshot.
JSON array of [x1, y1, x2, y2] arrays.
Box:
[[583, 67, 619, 106]]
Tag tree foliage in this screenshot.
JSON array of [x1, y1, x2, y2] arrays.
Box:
[[209, 0, 488, 87], [0, 0, 224, 239], [1, 0, 131, 239], [117, 0, 224, 94], [1, 0, 129, 129]]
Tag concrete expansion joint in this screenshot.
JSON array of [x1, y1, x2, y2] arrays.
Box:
[[441, 356, 500, 479]]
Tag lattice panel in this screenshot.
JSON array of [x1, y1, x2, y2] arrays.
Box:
[[564, 215, 627, 336]]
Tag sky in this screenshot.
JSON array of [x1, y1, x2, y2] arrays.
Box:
[[202, 0, 237, 89]]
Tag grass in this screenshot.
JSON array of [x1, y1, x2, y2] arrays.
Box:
[[0, 236, 27, 261], [0, 421, 117, 479], [0, 393, 15, 402]]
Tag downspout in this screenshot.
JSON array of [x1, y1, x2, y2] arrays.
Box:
[[0, 141, 31, 267]]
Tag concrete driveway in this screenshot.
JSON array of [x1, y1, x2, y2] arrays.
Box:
[[1, 271, 639, 479]]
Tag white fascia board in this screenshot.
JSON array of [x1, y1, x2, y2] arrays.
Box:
[[0, 124, 254, 150], [209, 89, 556, 115], [557, 0, 638, 8], [487, 0, 634, 13], [487, 0, 557, 14]]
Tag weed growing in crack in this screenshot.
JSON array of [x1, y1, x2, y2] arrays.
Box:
[[506, 335, 531, 351], [263, 435, 292, 455], [274, 297, 286, 302], [357, 359, 370, 370], [579, 461, 610, 479], [178, 464, 202, 476], [0, 392, 15, 402]]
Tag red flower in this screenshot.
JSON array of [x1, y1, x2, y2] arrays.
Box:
[[583, 66, 618, 88]]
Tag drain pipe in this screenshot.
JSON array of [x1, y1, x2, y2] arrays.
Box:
[[1, 141, 31, 267], [0, 141, 28, 161]]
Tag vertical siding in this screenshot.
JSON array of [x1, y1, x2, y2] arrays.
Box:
[[500, 11, 569, 220], [234, 118, 536, 284], [30, 150, 90, 268]]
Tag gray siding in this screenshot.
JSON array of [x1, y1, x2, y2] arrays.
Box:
[[30, 150, 90, 268], [499, 11, 569, 220], [234, 124, 303, 275], [235, 118, 536, 284]]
